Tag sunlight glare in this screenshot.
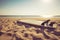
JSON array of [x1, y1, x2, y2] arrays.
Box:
[[41, 0, 53, 3], [41, 15, 53, 18]]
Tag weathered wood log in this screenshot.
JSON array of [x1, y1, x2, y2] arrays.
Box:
[[16, 21, 56, 30]]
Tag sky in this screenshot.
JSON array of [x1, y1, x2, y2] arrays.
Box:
[[0, 0, 60, 17]]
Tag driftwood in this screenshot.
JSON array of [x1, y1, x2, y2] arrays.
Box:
[[16, 21, 56, 31]]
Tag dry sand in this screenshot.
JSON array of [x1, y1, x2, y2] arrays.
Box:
[[0, 17, 60, 40]]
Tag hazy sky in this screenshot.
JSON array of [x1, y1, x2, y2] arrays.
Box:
[[0, 0, 60, 16]]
